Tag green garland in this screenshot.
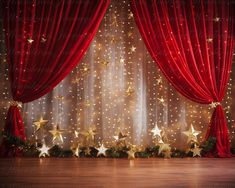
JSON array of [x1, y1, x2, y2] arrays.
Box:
[[1, 131, 228, 158]]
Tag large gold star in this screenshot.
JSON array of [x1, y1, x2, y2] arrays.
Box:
[[49, 125, 64, 142], [183, 125, 201, 143], [38, 144, 50, 157], [96, 144, 108, 157], [33, 117, 49, 132]]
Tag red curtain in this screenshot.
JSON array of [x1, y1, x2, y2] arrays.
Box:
[[131, 0, 234, 157], [0, 0, 109, 156]]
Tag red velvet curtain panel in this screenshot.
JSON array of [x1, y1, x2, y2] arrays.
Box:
[[0, 0, 109, 156], [131, 0, 234, 157]]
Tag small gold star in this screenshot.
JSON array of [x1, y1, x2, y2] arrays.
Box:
[[81, 127, 96, 141], [33, 117, 49, 132], [158, 143, 171, 155], [49, 124, 64, 142], [54, 95, 64, 100], [151, 124, 162, 137], [127, 149, 136, 160], [130, 46, 136, 52], [100, 61, 109, 66], [191, 144, 202, 157], [125, 86, 134, 96], [128, 12, 134, 19], [120, 58, 125, 64], [84, 147, 91, 155]]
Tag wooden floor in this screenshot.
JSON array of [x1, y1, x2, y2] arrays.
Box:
[[0, 158, 235, 188]]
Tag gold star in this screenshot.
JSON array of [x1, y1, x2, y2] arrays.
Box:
[[110, 36, 116, 44], [81, 127, 96, 141], [72, 77, 81, 84], [100, 61, 109, 66], [158, 143, 171, 155], [209, 102, 220, 108], [114, 132, 127, 141], [71, 145, 80, 157], [38, 144, 50, 157], [163, 150, 172, 158], [125, 86, 134, 96], [127, 31, 133, 38], [120, 58, 125, 64], [74, 130, 79, 138], [130, 45, 136, 52], [191, 144, 202, 157], [128, 12, 134, 19], [156, 77, 162, 85], [151, 124, 162, 137], [84, 147, 91, 155], [49, 124, 64, 142], [33, 117, 49, 132], [127, 149, 136, 160], [27, 38, 34, 44], [96, 144, 108, 157], [183, 124, 201, 143]]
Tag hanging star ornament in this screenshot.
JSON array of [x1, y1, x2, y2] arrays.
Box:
[[38, 144, 50, 157], [130, 45, 136, 52], [209, 102, 220, 108], [151, 124, 162, 137], [125, 86, 134, 96], [183, 125, 201, 143], [191, 144, 202, 157], [81, 127, 96, 142], [49, 124, 64, 142], [33, 117, 49, 132], [100, 61, 109, 66], [114, 132, 127, 142], [96, 144, 108, 157]]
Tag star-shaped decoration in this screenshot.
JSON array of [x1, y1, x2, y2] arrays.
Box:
[[183, 125, 201, 143], [156, 77, 162, 85], [33, 117, 49, 132], [127, 31, 134, 38], [38, 144, 50, 157], [74, 130, 79, 138], [127, 149, 136, 160], [96, 144, 108, 157], [207, 38, 213, 43], [130, 45, 136, 52], [113, 132, 127, 142], [157, 97, 166, 106], [100, 61, 109, 66], [158, 143, 171, 155], [151, 124, 162, 137], [84, 147, 91, 156], [49, 124, 64, 142], [120, 58, 125, 64], [128, 12, 134, 19], [110, 36, 117, 44], [163, 149, 172, 158], [125, 86, 134, 96], [27, 38, 34, 44], [81, 127, 96, 141], [213, 17, 220, 22], [71, 145, 80, 157], [191, 144, 202, 157], [209, 102, 220, 108]]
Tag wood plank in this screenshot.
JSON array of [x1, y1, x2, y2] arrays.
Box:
[[0, 158, 235, 187]]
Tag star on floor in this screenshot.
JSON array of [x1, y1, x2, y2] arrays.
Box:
[[38, 144, 50, 157], [96, 144, 108, 157]]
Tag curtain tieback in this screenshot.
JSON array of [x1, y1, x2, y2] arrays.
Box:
[[209, 101, 221, 108], [10, 101, 22, 108]]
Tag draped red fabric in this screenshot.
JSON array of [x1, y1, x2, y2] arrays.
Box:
[[131, 0, 234, 157], [0, 0, 110, 156]]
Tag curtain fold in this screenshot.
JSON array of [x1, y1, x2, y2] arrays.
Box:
[[0, 0, 110, 156], [131, 0, 234, 157]]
